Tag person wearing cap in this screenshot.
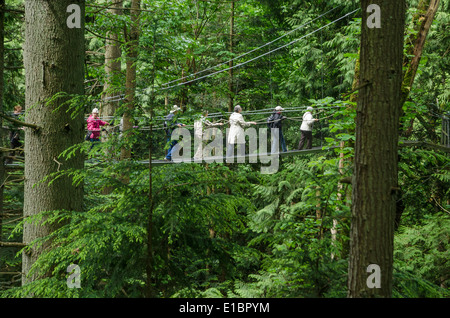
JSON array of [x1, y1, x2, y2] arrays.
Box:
[[226, 105, 257, 159], [298, 106, 318, 150], [267, 106, 287, 153], [86, 108, 109, 144], [164, 105, 186, 161]]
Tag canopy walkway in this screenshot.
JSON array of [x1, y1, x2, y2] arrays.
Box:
[[5, 140, 446, 172], [146, 146, 338, 167], [2, 141, 449, 171], [141, 140, 449, 167], [2, 105, 449, 170]]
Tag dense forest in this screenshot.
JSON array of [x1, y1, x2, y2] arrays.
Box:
[[0, 0, 449, 299]]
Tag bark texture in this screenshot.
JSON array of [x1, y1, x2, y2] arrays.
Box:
[[101, 0, 122, 118], [0, 0, 5, 241], [120, 0, 140, 161], [348, 0, 406, 298], [22, 0, 85, 284]]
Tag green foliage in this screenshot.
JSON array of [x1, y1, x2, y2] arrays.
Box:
[[2, 155, 260, 297], [1, 0, 449, 299], [398, 147, 450, 225], [230, 157, 350, 298], [393, 213, 450, 298]]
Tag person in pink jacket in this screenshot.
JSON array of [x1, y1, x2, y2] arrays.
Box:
[[86, 108, 109, 143]]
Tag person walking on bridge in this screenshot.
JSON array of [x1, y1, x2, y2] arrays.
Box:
[[193, 110, 224, 160], [226, 105, 257, 160], [164, 105, 186, 162], [267, 106, 287, 153], [298, 106, 318, 150], [86, 108, 109, 145]]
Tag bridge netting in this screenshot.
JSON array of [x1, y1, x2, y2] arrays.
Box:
[[89, 105, 344, 162]]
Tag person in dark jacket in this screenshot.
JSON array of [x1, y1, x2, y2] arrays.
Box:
[[267, 106, 287, 153], [164, 105, 185, 161], [6, 105, 24, 164]]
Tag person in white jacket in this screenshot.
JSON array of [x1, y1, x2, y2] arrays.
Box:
[[193, 110, 223, 160], [226, 105, 257, 160], [298, 106, 318, 150]]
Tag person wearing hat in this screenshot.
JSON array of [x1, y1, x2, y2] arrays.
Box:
[[267, 106, 287, 153], [298, 106, 318, 150], [193, 110, 224, 160], [164, 105, 186, 161], [226, 105, 257, 160], [86, 108, 109, 144]]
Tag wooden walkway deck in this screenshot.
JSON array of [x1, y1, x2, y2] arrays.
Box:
[[145, 146, 338, 167], [3, 141, 448, 169]]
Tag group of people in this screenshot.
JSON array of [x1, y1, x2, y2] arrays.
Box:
[[5, 103, 318, 164], [266, 105, 319, 151], [163, 104, 319, 162]]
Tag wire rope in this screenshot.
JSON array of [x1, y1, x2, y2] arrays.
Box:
[[100, 7, 360, 102], [156, 8, 360, 91]]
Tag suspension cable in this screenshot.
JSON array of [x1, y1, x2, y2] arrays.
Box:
[[100, 7, 360, 102]]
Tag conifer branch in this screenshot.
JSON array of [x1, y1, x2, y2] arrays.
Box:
[[0, 112, 41, 131]]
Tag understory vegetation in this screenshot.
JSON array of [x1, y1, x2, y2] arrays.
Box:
[[0, 0, 448, 298]]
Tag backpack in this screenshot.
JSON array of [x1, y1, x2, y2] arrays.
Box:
[[164, 113, 175, 135], [267, 114, 275, 129]]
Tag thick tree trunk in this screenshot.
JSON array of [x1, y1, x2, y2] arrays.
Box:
[[22, 0, 85, 284], [0, 0, 4, 242], [348, 0, 406, 298], [120, 0, 140, 161]]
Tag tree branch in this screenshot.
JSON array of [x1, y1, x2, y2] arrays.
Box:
[[0, 241, 26, 248], [399, 140, 450, 153], [341, 80, 371, 99], [86, 27, 124, 44], [0, 112, 41, 130], [339, 176, 352, 184]]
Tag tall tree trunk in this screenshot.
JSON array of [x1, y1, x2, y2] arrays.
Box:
[[228, 0, 234, 113], [101, 0, 123, 194], [102, 0, 123, 122], [146, 18, 158, 299], [348, 0, 406, 298], [120, 0, 140, 161], [0, 0, 5, 242], [22, 0, 85, 284]]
